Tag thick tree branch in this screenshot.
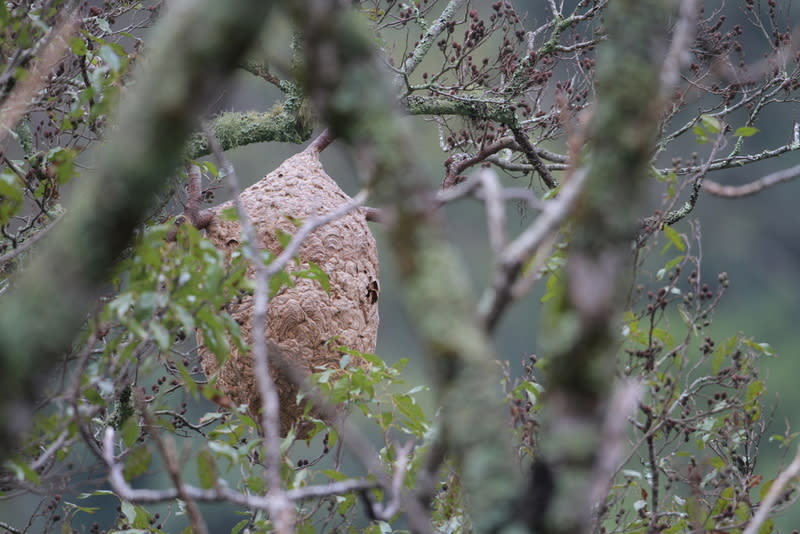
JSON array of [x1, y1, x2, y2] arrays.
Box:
[[293, 3, 522, 534], [530, 0, 669, 532], [405, 94, 517, 124], [186, 103, 313, 160]]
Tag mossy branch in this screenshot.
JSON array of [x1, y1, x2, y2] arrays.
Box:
[[532, 0, 669, 532], [405, 94, 517, 125], [186, 96, 313, 159], [294, 5, 522, 534]]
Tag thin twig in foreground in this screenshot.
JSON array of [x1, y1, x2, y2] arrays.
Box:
[[202, 124, 295, 534], [742, 445, 800, 534], [478, 168, 588, 331]]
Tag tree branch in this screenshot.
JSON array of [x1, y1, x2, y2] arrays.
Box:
[[101, 427, 378, 507], [186, 104, 313, 160], [478, 168, 587, 332], [203, 124, 295, 534], [397, 0, 467, 83], [703, 162, 800, 198]]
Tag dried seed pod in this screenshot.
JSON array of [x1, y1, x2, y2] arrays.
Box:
[[198, 146, 379, 438]]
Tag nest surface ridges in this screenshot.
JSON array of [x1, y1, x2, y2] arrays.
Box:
[[198, 146, 379, 438]]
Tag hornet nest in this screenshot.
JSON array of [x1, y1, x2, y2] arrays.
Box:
[[198, 144, 379, 439]]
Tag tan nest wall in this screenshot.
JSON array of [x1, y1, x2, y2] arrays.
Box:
[[198, 147, 379, 439]]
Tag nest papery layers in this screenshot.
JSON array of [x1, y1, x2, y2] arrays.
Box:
[[198, 147, 379, 438]]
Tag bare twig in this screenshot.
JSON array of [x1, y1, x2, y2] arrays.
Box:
[[742, 445, 800, 534], [0, 212, 64, 265], [703, 162, 800, 198], [478, 168, 588, 331], [307, 128, 335, 154], [241, 60, 284, 89], [264, 191, 368, 278], [476, 168, 506, 255], [102, 427, 378, 507], [0, 521, 22, 534], [509, 126, 558, 189], [137, 391, 209, 534], [203, 123, 295, 534], [363, 441, 414, 520], [443, 136, 516, 187], [660, 0, 701, 95], [29, 431, 70, 472]]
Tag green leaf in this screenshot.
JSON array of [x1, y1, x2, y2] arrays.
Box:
[[4, 458, 40, 484], [275, 228, 294, 249], [296, 262, 331, 293], [231, 519, 250, 534], [120, 415, 140, 448], [220, 206, 239, 221], [269, 269, 295, 297], [196, 449, 216, 489], [692, 125, 708, 144], [700, 114, 721, 133], [68, 36, 87, 56], [0, 170, 23, 225], [63, 501, 100, 514], [118, 499, 151, 529], [712, 335, 739, 373], [746, 380, 764, 403], [321, 469, 349, 481], [122, 446, 151, 480], [661, 225, 685, 252], [735, 126, 759, 137]]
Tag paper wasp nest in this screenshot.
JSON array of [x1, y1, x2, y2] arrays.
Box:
[[198, 146, 379, 439]]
